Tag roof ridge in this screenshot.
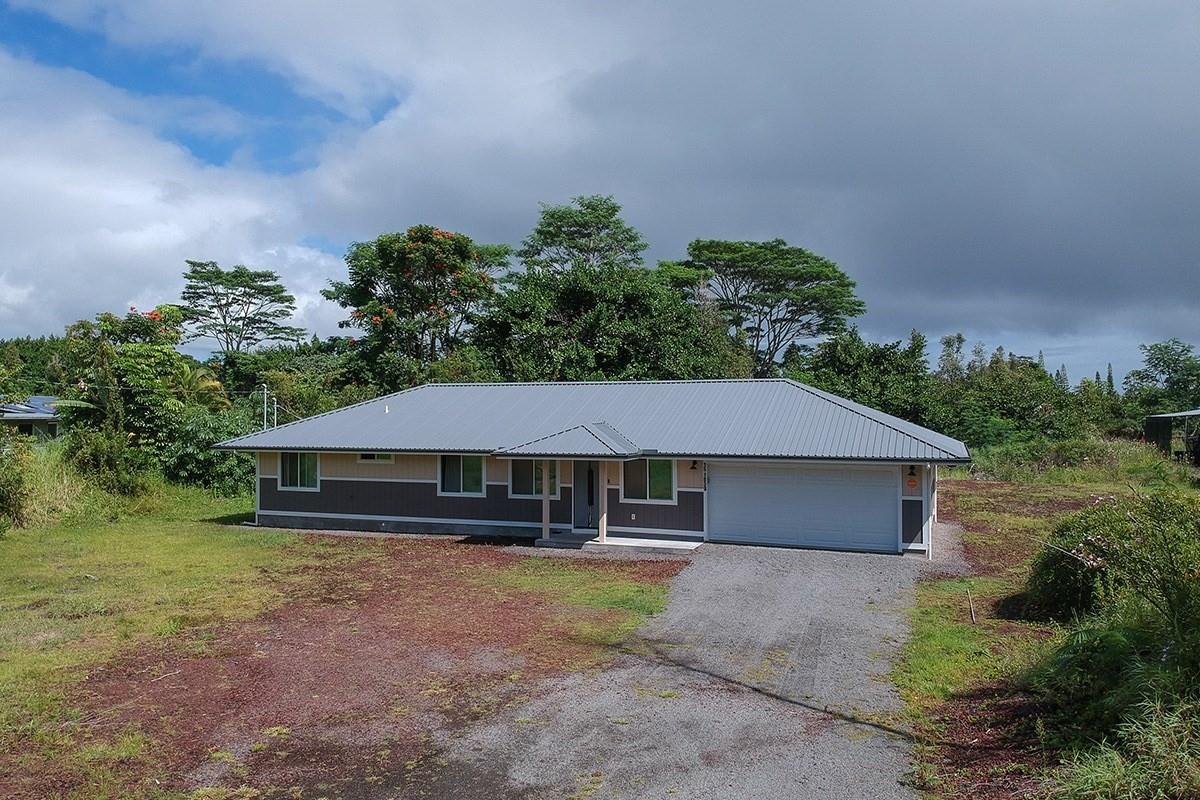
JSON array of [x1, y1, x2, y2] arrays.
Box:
[[585, 419, 639, 452], [420, 379, 784, 387], [780, 378, 964, 460]]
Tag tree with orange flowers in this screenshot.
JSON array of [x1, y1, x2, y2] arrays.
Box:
[[323, 225, 508, 386]]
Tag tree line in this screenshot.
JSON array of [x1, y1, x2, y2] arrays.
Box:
[[1, 194, 1197, 493]]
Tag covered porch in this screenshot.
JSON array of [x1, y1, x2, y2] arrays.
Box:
[[493, 421, 706, 553]]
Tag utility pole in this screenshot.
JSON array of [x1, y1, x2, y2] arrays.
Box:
[[273, 396, 278, 428], [261, 383, 268, 431]]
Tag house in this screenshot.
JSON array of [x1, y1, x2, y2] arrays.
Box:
[[0, 395, 62, 439], [215, 379, 970, 556]]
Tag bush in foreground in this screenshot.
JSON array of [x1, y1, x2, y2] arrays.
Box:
[[1026, 492, 1200, 795], [1051, 698, 1200, 800]]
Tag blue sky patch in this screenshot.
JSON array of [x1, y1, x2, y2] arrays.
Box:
[[0, 5, 397, 172]]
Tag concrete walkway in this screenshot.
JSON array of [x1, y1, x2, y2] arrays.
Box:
[[434, 527, 963, 799]]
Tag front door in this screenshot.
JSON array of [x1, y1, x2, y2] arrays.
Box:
[[573, 460, 599, 530]]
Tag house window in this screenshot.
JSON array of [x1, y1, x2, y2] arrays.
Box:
[[17, 423, 32, 436], [440, 454, 484, 495], [622, 458, 674, 502], [510, 460, 557, 498], [47, 423, 58, 438], [280, 452, 319, 490], [358, 453, 394, 463]]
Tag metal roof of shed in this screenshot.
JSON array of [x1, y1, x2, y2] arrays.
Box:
[[1148, 408, 1200, 418], [0, 395, 60, 420], [217, 379, 969, 463]]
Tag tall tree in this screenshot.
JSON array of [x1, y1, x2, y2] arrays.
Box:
[[1124, 339, 1200, 413], [323, 226, 507, 388], [517, 195, 647, 272], [682, 239, 864, 376], [473, 264, 752, 381], [180, 261, 304, 354]]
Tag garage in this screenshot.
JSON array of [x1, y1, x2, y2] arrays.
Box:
[[706, 462, 900, 553]]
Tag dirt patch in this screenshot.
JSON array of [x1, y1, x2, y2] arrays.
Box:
[[6, 536, 686, 799], [938, 479, 1101, 575], [924, 685, 1054, 800]]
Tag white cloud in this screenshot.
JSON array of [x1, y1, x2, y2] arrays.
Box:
[[0, 49, 335, 341], [2, 1, 1199, 385]]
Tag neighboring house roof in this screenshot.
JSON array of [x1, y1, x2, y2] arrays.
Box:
[[0, 395, 61, 421], [217, 379, 970, 463], [1147, 408, 1200, 418]]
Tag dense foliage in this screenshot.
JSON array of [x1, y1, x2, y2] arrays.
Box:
[[161, 407, 256, 495], [323, 225, 508, 389], [0, 428, 33, 532], [1023, 493, 1200, 797], [474, 263, 752, 381]]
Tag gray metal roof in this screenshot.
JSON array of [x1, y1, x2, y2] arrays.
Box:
[[217, 379, 969, 462], [1148, 408, 1200, 418], [495, 421, 641, 458], [0, 395, 61, 420]]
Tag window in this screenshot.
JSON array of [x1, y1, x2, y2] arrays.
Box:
[[510, 460, 557, 497], [17, 423, 32, 436], [358, 452, 394, 463], [280, 452, 319, 490], [47, 423, 58, 438], [440, 454, 484, 495], [622, 458, 674, 502]]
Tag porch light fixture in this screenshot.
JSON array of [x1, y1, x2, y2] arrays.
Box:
[[690, 460, 699, 470]]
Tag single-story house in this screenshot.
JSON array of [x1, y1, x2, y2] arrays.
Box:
[[0, 395, 61, 439], [215, 379, 969, 556]]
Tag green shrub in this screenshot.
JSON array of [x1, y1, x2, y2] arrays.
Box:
[[1029, 617, 1170, 739], [66, 425, 154, 496], [161, 407, 255, 495], [1051, 697, 1200, 799], [1025, 502, 1122, 621], [0, 427, 34, 530], [1027, 492, 1200, 747]]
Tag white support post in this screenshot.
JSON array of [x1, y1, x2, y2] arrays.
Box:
[[597, 462, 608, 543], [540, 459, 551, 541], [924, 464, 933, 561]]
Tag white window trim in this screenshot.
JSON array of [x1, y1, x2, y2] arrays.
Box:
[[357, 452, 395, 463], [619, 458, 678, 505], [278, 451, 321, 492], [507, 459, 561, 500], [437, 453, 488, 497]]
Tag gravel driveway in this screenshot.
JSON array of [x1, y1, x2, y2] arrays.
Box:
[[433, 534, 959, 799]]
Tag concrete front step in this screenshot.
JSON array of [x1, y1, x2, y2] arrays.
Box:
[[534, 535, 703, 555]]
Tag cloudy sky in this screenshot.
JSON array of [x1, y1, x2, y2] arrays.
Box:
[[0, 1, 1196, 382]]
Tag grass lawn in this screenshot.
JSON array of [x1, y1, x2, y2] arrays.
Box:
[[893, 479, 1132, 799], [0, 487, 686, 799]]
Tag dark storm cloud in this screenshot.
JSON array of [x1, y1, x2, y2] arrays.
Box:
[[3, 1, 1197, 380]]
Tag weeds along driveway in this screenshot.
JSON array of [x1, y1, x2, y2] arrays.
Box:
[[438, 542, 957, 800]]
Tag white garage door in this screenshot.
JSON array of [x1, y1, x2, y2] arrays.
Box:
[[707, 462, 899, 553]]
